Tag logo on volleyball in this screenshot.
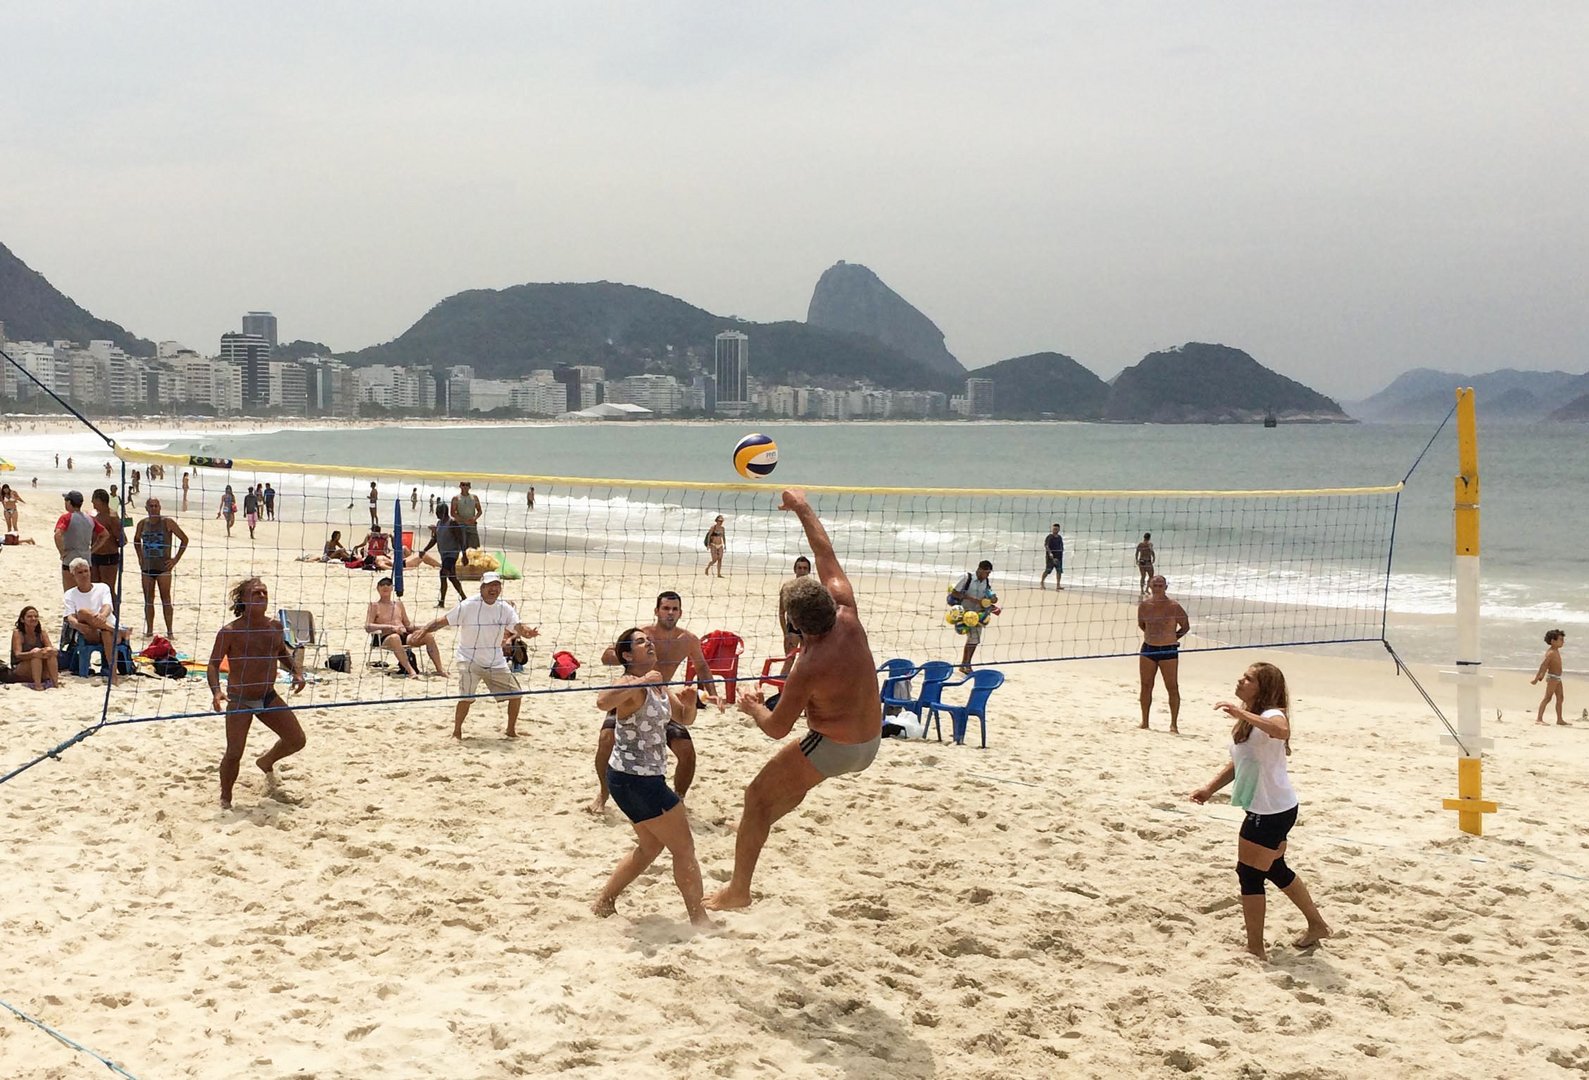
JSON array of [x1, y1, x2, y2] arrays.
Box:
[[732, 433, 778, 479]]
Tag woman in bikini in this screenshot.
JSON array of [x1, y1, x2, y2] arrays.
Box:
[[1, 484, 24, 534], [10, 605, 59, 690], [703, 516, 726, 577]]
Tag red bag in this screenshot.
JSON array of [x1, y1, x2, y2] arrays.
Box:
[[138, 635, 176, 660], [549, 650, 580, 680]]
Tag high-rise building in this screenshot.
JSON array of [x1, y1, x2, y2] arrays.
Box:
[[221, 332, 272, 411], [965, 377, 995, 417], [242, 311, 278, 349], [714, 331, 749, 414]]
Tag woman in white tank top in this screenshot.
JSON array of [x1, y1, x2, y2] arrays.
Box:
[[1190, 662, 1332, 961]]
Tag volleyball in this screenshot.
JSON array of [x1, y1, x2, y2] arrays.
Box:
[[732, 433, 779, 479]]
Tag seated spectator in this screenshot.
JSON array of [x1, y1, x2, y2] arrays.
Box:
[[63, 557, 128, 684], [364, 576, 445, 677], [354, 525, 394, 570], [11, 605, 59, 690], [323, 530, 352, 562]]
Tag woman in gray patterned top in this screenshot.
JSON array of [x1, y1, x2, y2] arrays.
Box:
[[592, 627, 709, 925]]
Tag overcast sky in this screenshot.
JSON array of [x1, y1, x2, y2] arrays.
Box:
[[4, 2, 1583, 398]]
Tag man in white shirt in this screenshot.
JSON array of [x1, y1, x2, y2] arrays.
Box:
[[63, 556, 125, 685], [412, 572, 538, 739]]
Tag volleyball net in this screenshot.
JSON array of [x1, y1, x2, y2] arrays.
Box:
[[9, 444, 1402, 748]]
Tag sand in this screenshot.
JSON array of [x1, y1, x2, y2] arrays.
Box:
[[2, 446, 1588, 1078]]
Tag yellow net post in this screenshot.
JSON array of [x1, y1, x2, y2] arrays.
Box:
[[1440, 388, 1497, 834]]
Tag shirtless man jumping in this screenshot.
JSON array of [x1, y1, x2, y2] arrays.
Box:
[[706, 490, 881, 911], [207, 577, 307, 809], [1138, 574, 1190, 733], [588, 590, 718, 812]]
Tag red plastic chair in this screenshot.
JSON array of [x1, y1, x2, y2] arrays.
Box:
[[686, 629, 744, 691], [758, 649, 800, 691]]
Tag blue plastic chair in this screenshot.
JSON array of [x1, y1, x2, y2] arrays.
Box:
[[881, 659, 956, 719], [877, 658, 918, 713], [58, 621, 130, 679], [927, 668, 1006, 748]]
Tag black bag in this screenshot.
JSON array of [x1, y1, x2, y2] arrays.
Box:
[[116, 644, 136, 676], [153, 656, 187, 680], [328, 653, 351, 673]]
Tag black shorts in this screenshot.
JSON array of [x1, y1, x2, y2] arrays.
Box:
[[1238, 804, 1298, 850], [90, 553, 118, 567], [440, 552, 459, 575], [141, 560, 171, 578], [606, 769, 679, 823]]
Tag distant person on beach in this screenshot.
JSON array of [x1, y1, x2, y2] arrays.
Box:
[[181, 471, 190, 512], [133, 497, 188, 637], [66, 457, 73, 470], [1532, 629, 1568, 726], [591, 626, 709, 926], [703, 515, 726, 577], [218, 485, 236, 535], [242, 486, 259, 539], [368, 481, 380, 528], [1135, 533, 1156, 595], [1189, 661, 1331, 961], [207, 577, 307, 810], [89, 489, 125, 595], [11, 605, 60, 690], [947, 560, 995, 674], [263, 482, 276, 520], [451, 481, 483, 552], [365, 576, 446, 678], [528, 486, 536, 510], [411, 487, 419, 511], [355, 524, 394, 570], [411, 572, 538, 739], [54, 490, 105, 590], [323, 530, 352, 562], [707, 490, 881, 912], [589, 591, 717, 814], [1041, 523, 1065, 590], [1138, 574, 1190, 733], [104, 461, 112, 477], [417, 503, 468, 607], [2, 483, 26, 534], [777, 556, 813, 675]]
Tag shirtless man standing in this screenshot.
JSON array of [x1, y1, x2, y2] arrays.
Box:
[[706, 490, 881, 911], [207, 577, 307, 809], [1138, 574, 1190, 733], [588, 590, 718, 812]]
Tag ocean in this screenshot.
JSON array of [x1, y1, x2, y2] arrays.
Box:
[[5, 417, 1583, 671]]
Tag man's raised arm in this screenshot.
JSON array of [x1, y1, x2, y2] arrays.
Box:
[[779, 490, 854, 608]]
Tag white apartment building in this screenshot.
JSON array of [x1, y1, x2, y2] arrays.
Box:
[[357, 365, 436, 411], [605, 373, 685, 415]]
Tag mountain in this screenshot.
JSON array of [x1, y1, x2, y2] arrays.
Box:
[[968, 351, 1110, 419], [1103, 343, 1349, 423], [0, 241, 154, 356], [1547, 391, 1589, 423], [1348, 368, 1589, 422], [346, 281, 960, 392], [805, 261, 964, 378]]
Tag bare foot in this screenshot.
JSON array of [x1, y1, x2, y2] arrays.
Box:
[[689, 908, 716, 928], [1294, 923, 1333, 948], [1537, 719, 1546, 725], [704, 887, 752, 911], [592, 896, 616, 918], [220, 797, 232, 810], [1245, 944, 1267, 961], [1557, 720, 1572, 726], [451, 726, 463, 740], [1140, 721, 1150, 730], [257, 759, 279, 792], [505, 728, 519, 738], [1169, 725, 1180, 735]]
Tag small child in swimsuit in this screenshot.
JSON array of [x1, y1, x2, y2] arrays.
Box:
[[1532, 628, 1567, 726]]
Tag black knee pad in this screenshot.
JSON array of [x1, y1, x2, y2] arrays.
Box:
[[1236, 862, 1267, 895], [1266, 857, 1296, 890]]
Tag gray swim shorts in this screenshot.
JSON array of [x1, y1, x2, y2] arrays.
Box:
[[460, 662, 521, 701], [798, 731, 881, 778]]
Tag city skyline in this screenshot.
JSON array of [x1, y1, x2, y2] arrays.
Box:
[[4, 5, 1583, 399]]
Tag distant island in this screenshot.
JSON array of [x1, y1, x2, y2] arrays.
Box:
[[1345, 367, 1589, 424], [1, 239, 1354, 423]]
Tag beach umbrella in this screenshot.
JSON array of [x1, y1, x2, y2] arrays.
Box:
[[392, 499, 404, 597], [0, 456, 14, 472]]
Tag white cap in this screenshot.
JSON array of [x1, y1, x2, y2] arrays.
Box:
[[479, 571, 502, 585]]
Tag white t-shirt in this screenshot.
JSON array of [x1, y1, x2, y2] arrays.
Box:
[[445, 595, 519, 668], [1228, 709, 1298, 815], [64, 582, 113, 621]]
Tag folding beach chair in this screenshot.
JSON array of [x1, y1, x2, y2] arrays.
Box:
[[279, 608, 328, 670]]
